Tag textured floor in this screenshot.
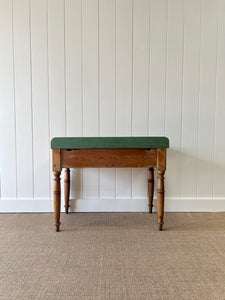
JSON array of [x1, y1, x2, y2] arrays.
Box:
[[0, 212, 225, 300]]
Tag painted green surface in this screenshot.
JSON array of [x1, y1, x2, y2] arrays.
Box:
[[51, 137, 169, 149]]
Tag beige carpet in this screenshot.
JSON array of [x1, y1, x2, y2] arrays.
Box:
[[0, 212, 225, 300]]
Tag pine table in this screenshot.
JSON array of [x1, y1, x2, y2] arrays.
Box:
[[51, 137, 169, 232]]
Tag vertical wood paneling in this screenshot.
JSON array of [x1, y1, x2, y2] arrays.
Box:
[[116, 0, 132, 198], [116, 0, 132, 137], [13, 0, 33, 197], [82, 0, 99, 137], [165, 0, 184, 198], [31, 0, 50, 198], [48, 0, 65, 138], [197, 0, 218, 198], [132, 169, 147, 199], [132, 0, 149, 198], [99, 0, 116, 198], [180, 0, 201, 199], [82, 0, 99, 198], [99, 0, 116, 136], [149, 0, 167, 203], [100, 169, 115, 198], [48, 0, 66, 201], [65, 0, 83, 199], [65, 0, 82, 137], [0, 0, 225, 212], [213, 0, 225, 198], [149, 0, 167, 136], [132, 0, 149, 136], [0, 0, 17, 197]]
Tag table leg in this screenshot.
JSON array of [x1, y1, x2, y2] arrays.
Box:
[[157, 170, 165, 231], [148, 168, 154, 213], [64, 168, 70, 214], [54, 171, 61, 232]]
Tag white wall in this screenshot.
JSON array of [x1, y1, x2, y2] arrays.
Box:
[[0, 0, 225, 212]]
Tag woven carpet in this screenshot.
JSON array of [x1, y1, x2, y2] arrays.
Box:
[[0, 212, 225, 300]]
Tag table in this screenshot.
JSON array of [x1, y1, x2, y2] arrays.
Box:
[[51, 137, 169, 232]]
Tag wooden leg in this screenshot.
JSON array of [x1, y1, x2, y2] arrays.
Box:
[[54, 171, 61, 232], [64, 168, 70, 214], [148, 168, 154, 213], [157, 170, 165, 231]]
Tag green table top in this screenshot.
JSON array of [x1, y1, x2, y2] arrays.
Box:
[[51, 137, 169, 149]]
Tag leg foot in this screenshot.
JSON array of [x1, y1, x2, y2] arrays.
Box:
[[64, 168, 70, 214], [54, 171, 61, 232], [148, 168, 154, 213], [55, 222, 61, 232], [158, 222, 163, 231], [157, 170, 165, 231]]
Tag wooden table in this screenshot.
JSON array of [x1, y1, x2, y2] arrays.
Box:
[[51, 137, 169, 232]]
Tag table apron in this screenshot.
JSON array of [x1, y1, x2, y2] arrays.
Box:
[[60, 149, 157, 168]]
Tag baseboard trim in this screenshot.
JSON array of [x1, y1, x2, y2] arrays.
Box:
[[0, 198, 225, 213]]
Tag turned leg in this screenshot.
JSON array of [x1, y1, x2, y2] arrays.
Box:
[[148, 168, 154, 213], [157, 170, 165, 231], [64, 168, 70, 214], [54, 171, 61, 232]]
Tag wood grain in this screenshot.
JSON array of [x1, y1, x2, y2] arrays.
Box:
[[54, 147, 167, 231], [52, 149, 61, 172], [64, 168, 70, 214], [61, 149, 157, 168], [157, 170, 165, 231], [53, 171, 61, 232], [148, 168, 154, 213], [157, 148, 166, 171]]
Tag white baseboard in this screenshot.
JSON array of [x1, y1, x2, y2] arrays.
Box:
[[0, 197, 225, 213]]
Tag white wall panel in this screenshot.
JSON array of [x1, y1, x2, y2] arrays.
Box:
[[64, 0, 83, 199], [165, 0, 184, 198], [31, 0, 50, 198], [65, 0, 82, 137], [0, 0, 17, 198], [115, 0, 132, 198], [48, 0, 65, 138], [132, 0, 149, 136], [148, 0, 167, 202], [48, 0, 66, 199], [197, 0, 218, 198], [13, 0, 33, 197], [0, 0, 225, 212], [132, 0, 149, 198], [213, 0, 225, 198], [116, 0, 132, 137], [149, 0, 167, 136], [99, 0, 116, 137], [180, 0, 201, 199], [82, 0, 99, 198], [99, 0, 116, 198], [82, 0, 99, 137]]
